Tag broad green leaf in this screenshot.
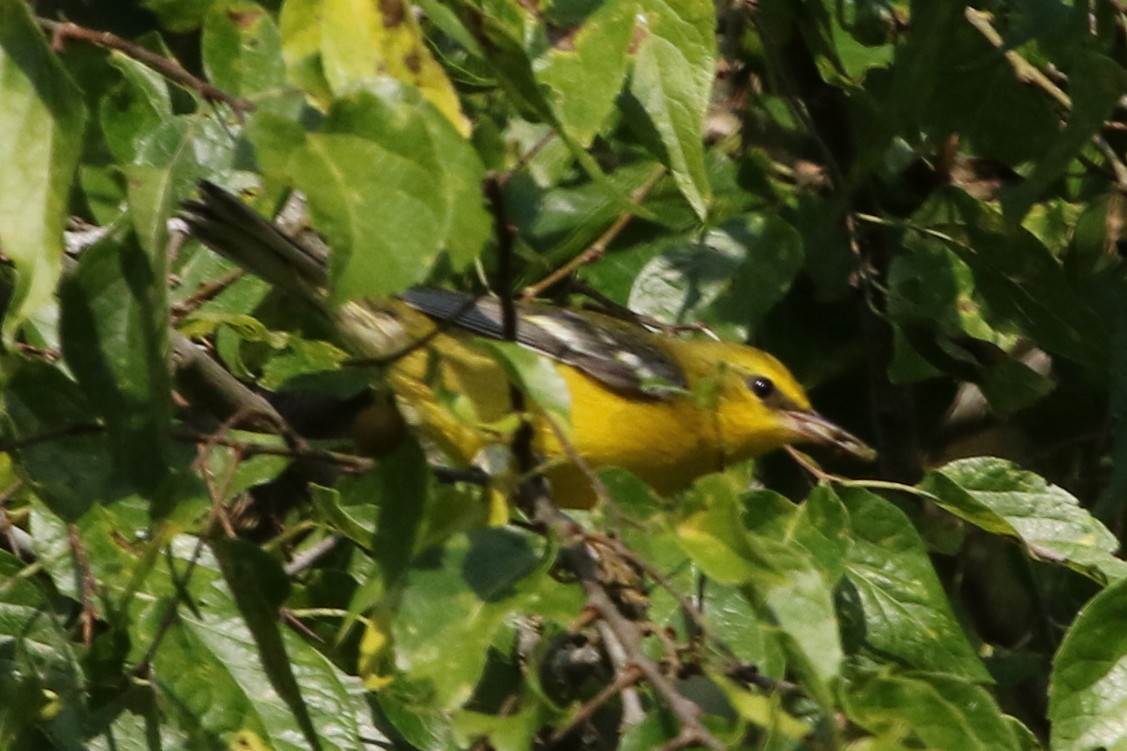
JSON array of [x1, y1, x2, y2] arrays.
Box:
[[29, 491, 209, 614], [319, 0, 470, 136], [278, 0, 333, 105], [141, 566, 380, 751], [309, 485, 376, 546], [377, 677, 458, 751], [847, 670, 1023, 751], [100, 53, 172, 163], [914, 188, 1110, 369], [452, 704, 542, 751], [838, 487, 991, 681], [745, 485, 850, 582], [628, 0, 715, 218], [0, 0, 86, 340], [211, 539, 322, 751], [0, 550, 70, 676], [537, 0, 638, 146], [251, 88, 488, 300], [3, 362, 119, 519], [132, 114, 237, 255], [1050, 574, 1127, 751], [713, 673, 809, 739], [699, 582, 788, 679], [203, 439, 290, 501], [892, 4, 1056, 165], [677, 476, 843, 691], [60, 234, 173, 497], [508, 161, 661, 277], [920, 457, 1127, 583], [888, 236, 1000, 344], [202, 1, 286, 100], [391, 528, 554, 709], [86, 706, 190, 751], [629, 214, 804, 338]]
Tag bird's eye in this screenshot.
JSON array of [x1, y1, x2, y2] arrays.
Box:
[[748, 376, 775, 399]]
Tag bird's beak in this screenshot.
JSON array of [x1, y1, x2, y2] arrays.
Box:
[[783, 410, 876, 461]]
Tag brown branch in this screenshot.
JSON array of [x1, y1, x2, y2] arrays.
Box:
[[522, 166, 667, 300], [547, 662, 643, 747], [37, 18, 255, 120], [68, 523, 97, 648], [498, 130, 557, 187], [171, 268, 246, 320], [173, 429, 375, 474], [527, 494, 725, 750]]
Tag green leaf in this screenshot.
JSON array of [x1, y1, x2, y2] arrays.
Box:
[[537, 0, 638, 146], [392, 528, 552, 709], [628, 214, 804, 337], [627, 0, 715, 218], [1050, 574, 1127, 751], [211, 539, 323, 751], [319, 0, 470, 136], [60, 234, 172, 497], [202, 1, 286, 100], [677, 476, 843, 692], [132, 114, 237, 255], [838, 487, 991, 681], [745, 485, 850, 582], [100, 54, 172, 163], [251, 87, 489, 301], [142, 563, 380, 751], [3, 363, 119, 519], [277, 0, 333, 104], [913, 188, 1110, 369], [0, 0, 86, 340], [847, 670, 1023, 751], [920, 457, 1127, 583]]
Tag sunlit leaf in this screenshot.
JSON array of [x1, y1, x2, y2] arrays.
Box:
[[0, 0, 86, 340]]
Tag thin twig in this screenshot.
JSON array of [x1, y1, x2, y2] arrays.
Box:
[[68, 523, 97, 648], [587, 531, 748, 672], [522, 166, 667, 300], [171, 268, 246, 320], [131, 536, 210, 679], [596, 621, 646, 725], [498, 130, 557, 187], [548, 662, 643, 746], [173, 429, 375, 473], [284, 535, 344, 577], [527, 495, 724, 750], [38, 18, 255, 120]]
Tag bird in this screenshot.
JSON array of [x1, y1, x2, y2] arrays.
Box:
[[181, 181, 874, 508]]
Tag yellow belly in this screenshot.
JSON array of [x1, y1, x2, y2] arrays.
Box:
[[385, 336, 723, 508]]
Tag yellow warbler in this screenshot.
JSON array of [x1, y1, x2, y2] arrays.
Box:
[[183, 182, 874, 508]]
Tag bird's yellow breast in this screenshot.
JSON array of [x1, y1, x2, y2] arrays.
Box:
[[383, 334, 753, 508]]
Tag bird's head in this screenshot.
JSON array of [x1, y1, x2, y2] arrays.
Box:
[[682, 341, 875, 465]]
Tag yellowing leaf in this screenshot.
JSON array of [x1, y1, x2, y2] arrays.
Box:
[[321, 0, 471, 136]]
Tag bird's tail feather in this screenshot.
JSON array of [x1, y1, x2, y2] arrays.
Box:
[[181, 181, 328, 304]]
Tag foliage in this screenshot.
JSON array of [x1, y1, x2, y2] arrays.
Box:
[[2, 0, 1127, 749]]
